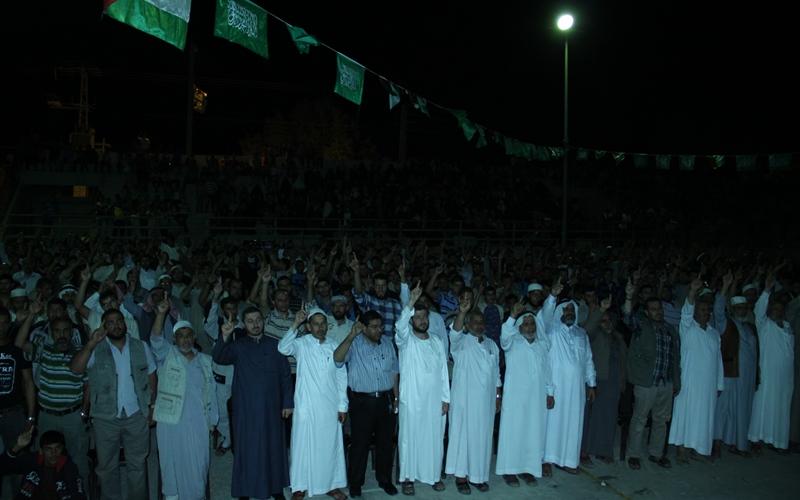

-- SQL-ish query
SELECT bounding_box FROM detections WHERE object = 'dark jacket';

[625,310,681,394]
[0,449,86,500]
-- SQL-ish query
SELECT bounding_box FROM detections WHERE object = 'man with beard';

[70,309,157,500]
[541,278,596,476]
[326,295,354,347]
[496,301,553,486]
[749,266,795,453]
[445,296,501,493]
[213,307,293,500]
[279,306,349,500]
[712,271,759,456]
[395,283,450,495]
[151,298,219,500]
[351,255,402,338]
[14,301,89,482]
[668,276,724,462]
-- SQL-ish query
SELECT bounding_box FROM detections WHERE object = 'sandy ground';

[208,445,800,500]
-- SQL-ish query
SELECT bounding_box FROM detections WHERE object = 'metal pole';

[185,41,195,156]
[561,39,569,247]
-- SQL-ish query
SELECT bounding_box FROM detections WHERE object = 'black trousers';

[347,391,396,488]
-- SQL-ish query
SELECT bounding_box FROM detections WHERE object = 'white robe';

[749,291,795,449]
[278,329,348,495]
[395,306,451,485]
[445,329,501,483]
[540,297,596,468]
[495,316,552,477]
[668,300,724,455]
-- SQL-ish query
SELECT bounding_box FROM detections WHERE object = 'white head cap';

[527,283,544,293]
[742,283,758,293]
[172,320,194,334]
[729,296,748,306]
[10,288,27,299]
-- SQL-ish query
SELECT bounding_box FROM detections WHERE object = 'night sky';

[2,1,797,157]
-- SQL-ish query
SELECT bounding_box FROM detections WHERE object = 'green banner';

[214,0,268,58]
[388,83,401,110]
[334,53,365,105]
[450,110,477,141]
[413,95,429,116]
[633,154,650,169]
[768,154,792,171]
[735,155,757,172]
[679,155,695,171]
[712,155,725,170]
[475,125,487,148]
[656,155,671,170]
[287,24,319,54]
[613,152,626,165]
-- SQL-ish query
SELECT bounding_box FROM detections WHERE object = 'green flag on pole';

[214,0,268,58]
[388,83,401,110]
[334,53,365,105]
[679,155,695,171]
[656,154,671,170]
[633,154,650,169]
[413,95,429,116]
[712,155,725,170]
[475,125,487,148]
[104,0,192,50]
[594,150,608,160]
[612,152,626,165]
[286,24,319,54]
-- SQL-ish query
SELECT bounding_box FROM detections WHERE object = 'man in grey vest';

[71,308,157,500]
[622,279,681,470]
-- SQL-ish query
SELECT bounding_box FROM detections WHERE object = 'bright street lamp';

[557,13,573,246]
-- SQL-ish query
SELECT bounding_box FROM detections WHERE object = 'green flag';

[594,150,608,160]
[286,24,319,54]
[549,147,565,160]
[612,152,626,165]
[679,155,695,171]
[214,0,267,58]
[450,110,476,142]
[475,125,487,148]
[413,95,429,116]
[388,83,401,110]
[768,153,792,171]
[104,0,191,50]
[712,155,725,170]
[633,154,650,169]
[735,155,757,172]
[576,148,589,161]
[656,155,671,170]
[334,53,365,105]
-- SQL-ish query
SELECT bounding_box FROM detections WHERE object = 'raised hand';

[398,260,406,283]
[212,277,224,297]
[409,281,423,307]
[600,296,612,311]
[89,327,108,347]
[722,270,734,289]
[458,293,472,314]
[80,264,92,283]
[550,276,564,297]
[511,300,526,318]
[625,278,636,299]
[221,313,235,340]
[293,304,308,329]
[348,253,360,273]
[15,426,34,451]
[261,265,272,284]
[156,296,170,315]
[689,274,704,293]
[350,320,365,337]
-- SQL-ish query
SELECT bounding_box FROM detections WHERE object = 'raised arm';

[149,296,172,364]
[680,275,703,334]
[450,294,471,352]
[278,306,307,357]
[70,327,106,375]
[426,265,443,299]
[334,320,364,364]
[74,265,93,320]
[211,313,238,365]
[13,300,43,354]
[395,282,422,349]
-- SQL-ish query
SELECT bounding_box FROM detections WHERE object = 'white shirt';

[88,337,157,418]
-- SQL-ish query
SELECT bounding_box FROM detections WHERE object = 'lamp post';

[557,13,573,246]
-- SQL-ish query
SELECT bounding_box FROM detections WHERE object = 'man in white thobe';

[669,277,724,460]
[396,284,450,495]
[150,309,218,500]
[540,279,596,475]
[445,297,501,493]
[278,307,349,500]
[712,280,758,456]
[495,302,553,486]
[749,271,795,451]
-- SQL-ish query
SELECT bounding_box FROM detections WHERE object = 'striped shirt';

[352,290,402,337]
[339,334,398,393]
[31,340,85,411]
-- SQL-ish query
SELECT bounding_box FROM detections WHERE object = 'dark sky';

[2,1,797,157]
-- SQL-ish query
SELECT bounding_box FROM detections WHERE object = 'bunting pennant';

[334,53,365,105]
[656,155,671,170]
[286,24,319,54]
[388,83,401,110]
[768,153,792,171]
[450,110,477,142]
[413,95,429,116]
[735,155,757,172]
[576,148,589,161]
[613,152,626,165]
[214,0,268,58]
[679,155,695,171]
[594,150,608,160]
[475,125,487,148]
[633,154,650,169]
[712,155,725,170]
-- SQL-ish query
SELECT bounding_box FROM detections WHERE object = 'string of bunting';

[103,0,796,172]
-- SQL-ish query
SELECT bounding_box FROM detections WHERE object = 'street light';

[557,13,573,246]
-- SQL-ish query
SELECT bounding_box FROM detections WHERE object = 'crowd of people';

[0,231,797,499]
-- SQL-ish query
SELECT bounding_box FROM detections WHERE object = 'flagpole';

[185,40,195,156]
[556,13,574,247]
